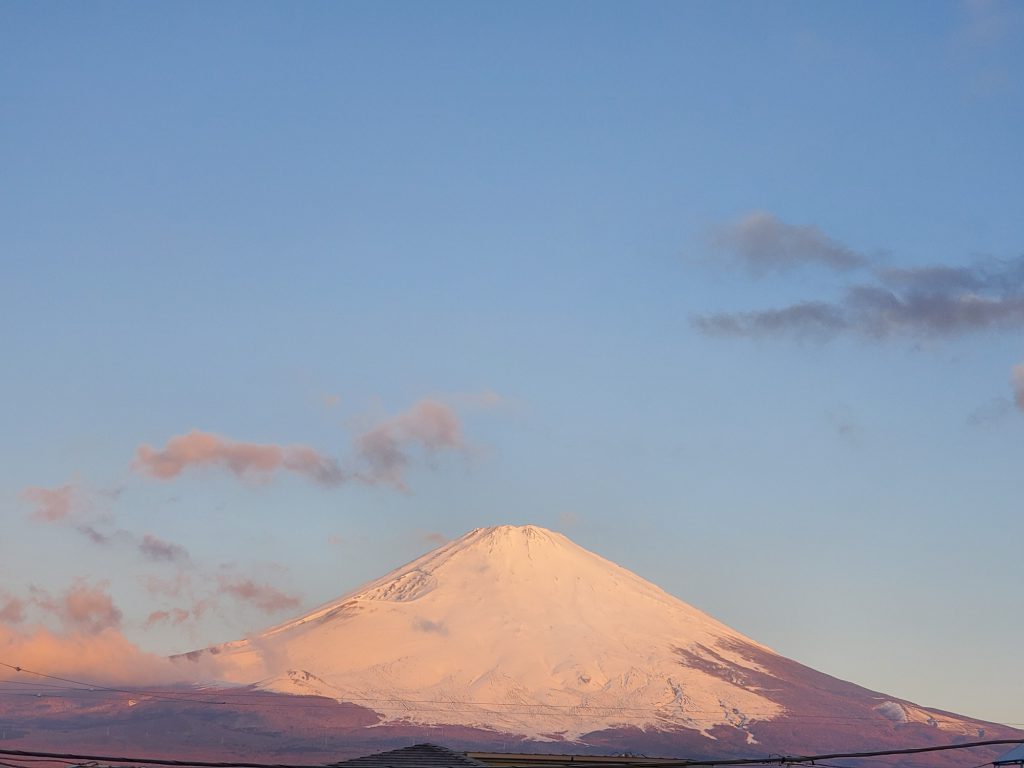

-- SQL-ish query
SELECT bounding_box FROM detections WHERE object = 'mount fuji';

[173,524,1015,759]
[6,525,1017,765]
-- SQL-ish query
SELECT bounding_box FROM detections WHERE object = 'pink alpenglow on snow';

[186,525,1005,745]
[134,430,346,485]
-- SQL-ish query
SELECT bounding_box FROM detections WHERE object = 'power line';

[0,739,1021,768]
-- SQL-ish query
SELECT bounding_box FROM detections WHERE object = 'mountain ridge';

[175,525,999,746]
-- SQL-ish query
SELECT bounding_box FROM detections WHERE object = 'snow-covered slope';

[200,526,780,739]
[188,525,984,743]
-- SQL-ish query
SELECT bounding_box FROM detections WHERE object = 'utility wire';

[0,739,1022,768]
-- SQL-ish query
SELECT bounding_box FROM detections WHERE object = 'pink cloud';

[21,484,77,522]
[143,570,192,598]
[422,531,447,546]
[32,580,122,634]
[0,625,221,685]
[133,430,346,486]
[0,595,25,625]
[144,608,191,628]
[1013,364,1024,410]
[139,533,190,563]
[218,576,300,614]
[355,399,465,489]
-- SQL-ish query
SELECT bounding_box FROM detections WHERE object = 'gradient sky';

[1,1,1022,727]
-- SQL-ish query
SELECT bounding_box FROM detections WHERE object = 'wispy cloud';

[960,0,1023,47]
[134,430,346,486]
[558,511,581,528]
[132,393,492,493]
[31,580,123,635]
[217,576,300,614]
[412,617,448,635]
[0,594,25,625]
[695,301,847,339]
[1012,364,1024,411]
[21,484,78,522]
[967,396,1014,426]
[710,211,866,274]
[26,490,192,565]
[695,254,1024,340]
[144,608,192,628]
[139,533,190,563]
[355,399,465,490]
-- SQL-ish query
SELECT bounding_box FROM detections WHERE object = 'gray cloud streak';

[694,255,1024,340]
[711,211,867,273]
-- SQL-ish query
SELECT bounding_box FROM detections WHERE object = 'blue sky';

[1,1,1022,725]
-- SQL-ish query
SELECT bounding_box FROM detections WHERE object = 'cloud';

[694,301,847,339]
[217,576,300,614]
[967,396,1014,426]
[144,571,192,598]
[144,608,192,628]
[134,430,346,486]
[961,0,1023,46]
[558,511,581,528]
[413,617,448,635]
[694,254,1024,340]
[421,531,447,546]
[0,625,220,686]
[355,399,464,489]
[874,701,908,723]
[21,484,78,522]
[1012,364,1024,411]
[138,533,190,563]
[711,211,866,273]
[31,580,123,635]
[0,595,25,625]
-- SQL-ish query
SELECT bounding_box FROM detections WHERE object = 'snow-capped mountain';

[185,525,996,745]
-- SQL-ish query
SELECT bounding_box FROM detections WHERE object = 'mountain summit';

[193,525,1001,747]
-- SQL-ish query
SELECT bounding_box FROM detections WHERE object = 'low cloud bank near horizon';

[0,625,223,686]
[0,579,244,686]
